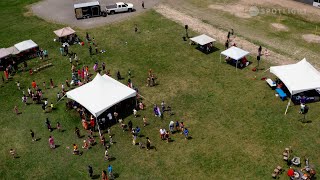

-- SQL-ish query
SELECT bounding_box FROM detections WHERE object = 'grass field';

[0,0,320,179]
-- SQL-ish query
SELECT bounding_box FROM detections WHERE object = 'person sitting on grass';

[82,140,89,149]
[73,144,79,155]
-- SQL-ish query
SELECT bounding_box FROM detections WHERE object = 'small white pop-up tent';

[270,58,320,114]
[220,46,250,71]
[66,73,136,118]
[190,34,216,46]
[14,40,38,52]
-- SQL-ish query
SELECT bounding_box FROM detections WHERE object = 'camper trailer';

[314,0,320,8]
[74,1,106,19]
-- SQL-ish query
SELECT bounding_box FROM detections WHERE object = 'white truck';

[106,2,134,15]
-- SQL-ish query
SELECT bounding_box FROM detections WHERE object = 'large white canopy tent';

[220,46,250,71]
[269,58,320,114]
[66,73,137,118]
[190,34,216,46]
[0,48,10,59]
[54,27,76,38]
[14,40,38,52]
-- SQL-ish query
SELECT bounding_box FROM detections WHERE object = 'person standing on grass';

[104,148,109,161]
[143,116,147,127]
[75,127,81,138]
[109,135,113,144]
[169,121,175,134]
[88,165,93,178]
[102,170,108,180]
[90,118,95,132]
[146,137,151,150]
[13,105,19,115]
[16,81,20,90]
[59,46,64,56]
[128,120,133,132]
[227,31,230,39]
[30,130,36,141]
[50,79,54,88]
[142,1,145,8]
[133,108,137,118]
[65,78,70,88]
[49,136,55,149]
[184,128,189,140]
[56,92,60,102]
[175,121,180,132]
[9,149,16,158]
[108,164,113,177]
[31,80,37,89]
[179,122,185,134]
[225,39,229,50]
[258,45,262,56]
[102,62,106,71]
[89,46,92,56]
[56,122,61,132]
[82,140,89,149]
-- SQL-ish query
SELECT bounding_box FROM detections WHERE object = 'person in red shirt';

[31,80,37,89]
[90,118,95,131]
[287,167,294,177]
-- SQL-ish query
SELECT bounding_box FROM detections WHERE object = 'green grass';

[0,0,320,179]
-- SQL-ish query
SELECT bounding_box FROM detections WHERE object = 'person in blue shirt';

[183,128,189,140]
[135,126,141,136]
[108,164,113,176]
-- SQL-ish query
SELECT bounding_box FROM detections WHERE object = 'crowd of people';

[7,32,193,180]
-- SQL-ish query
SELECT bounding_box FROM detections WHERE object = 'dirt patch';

[271,23,289,31]
[24,5,33,17]
[31,0,161,29]
[302,34,320,43]
[155,4,295,66]
[208,4,252,19]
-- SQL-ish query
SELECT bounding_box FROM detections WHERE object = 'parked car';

[106,2,134,15]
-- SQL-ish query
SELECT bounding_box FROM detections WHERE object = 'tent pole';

[284,96,291,115]
[95,116,102,137]
[56,93,67,104]
[236,60,238,71]
[263,68,270,73]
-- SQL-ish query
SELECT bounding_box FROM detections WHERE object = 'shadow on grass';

[36,138,41,141]
[113,173,119,178]
[109,157,116,162]
[92,174,100,179]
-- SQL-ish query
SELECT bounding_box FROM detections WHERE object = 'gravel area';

[31,0,161,29]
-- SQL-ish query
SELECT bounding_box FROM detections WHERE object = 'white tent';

[0,48,10,59]
[220,46,250,71]
[270,58,320,114]
[14,40,38,52]
[190,34,216,46]
[66,73,137,117]
[54,27,76,38]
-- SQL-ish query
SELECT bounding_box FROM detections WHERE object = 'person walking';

[75,127,81,138]
[30,130,36,141]
[183,128,189,140]
[45,118,52,132]
[88,165,93,178]
[13,105,19,115]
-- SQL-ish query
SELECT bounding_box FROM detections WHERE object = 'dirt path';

[154,4,295,66]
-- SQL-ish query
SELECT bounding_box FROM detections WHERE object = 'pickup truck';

[106,2,134,15]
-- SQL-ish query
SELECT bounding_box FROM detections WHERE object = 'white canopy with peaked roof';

[270,58,320,95]
[220,46,250,71]
[0,48,10,59]
[66,73,136,117]
[269,58,320,114]
[221,46,250,61]
[14,40,38,52]
[190,34,216,46]
[54,27,76,38]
